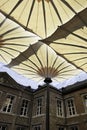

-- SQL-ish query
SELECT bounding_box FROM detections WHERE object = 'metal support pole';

[46,85,50,130]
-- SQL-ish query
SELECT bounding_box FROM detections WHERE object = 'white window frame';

[66,98,76,117]
[1,94,15,113]
[82,94,87,113]
[36,97,42,116]
[56,99,64,117]
[20,98,29,116]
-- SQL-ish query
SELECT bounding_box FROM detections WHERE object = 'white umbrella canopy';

[8,42,82,83]
[0,0,87,38]
[42,8,87,72]
[0,12,40,64]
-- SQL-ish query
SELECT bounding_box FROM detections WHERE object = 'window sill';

[32,114,45,118]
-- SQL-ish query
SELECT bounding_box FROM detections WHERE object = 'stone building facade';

[0,72,87,130]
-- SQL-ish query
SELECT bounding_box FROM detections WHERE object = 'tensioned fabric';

[8,42,82,82]
[0,13,40,64]
[0,0,87,38]
[43,8,87,72]
[0,0,87,83]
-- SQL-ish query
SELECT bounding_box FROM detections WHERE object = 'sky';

[0,62,87,89]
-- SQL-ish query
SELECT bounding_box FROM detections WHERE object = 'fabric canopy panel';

[43,8,87,72]
[0,12,40,64]
[8,42,82,83]
[0,0,87,38]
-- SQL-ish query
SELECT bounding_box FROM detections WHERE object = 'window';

[0,77,4,83]
[57,99,63,117]
[20,99,29,116]
[69,126,78,130]
[83,95,87,111]
[66,98,76,116]
[33,125,41,130]
[58,127,65,130]
[57,126,66,130]
[16,127,25,130]
[36,98,42,115]
[0,126,7,130]
[2,95,15,113]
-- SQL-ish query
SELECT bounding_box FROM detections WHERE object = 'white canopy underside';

[0,0,87,83]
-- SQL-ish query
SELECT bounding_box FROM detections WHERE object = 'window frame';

[69,125,79,130]
[82,93,87,113]
[57,125,66,130]
[56,98,64,117]
[33,124,41,130]
[0,125,7,130]
[20,98,30,117]
[66,98,77,117]
[16,126,25,130]
[1,94,15,113]
[36,97,43,116]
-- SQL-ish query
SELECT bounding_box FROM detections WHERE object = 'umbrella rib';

[51,41,87,50]
[27,58,41,72]
[1,27,19,37]
[13,67,38,74]
[51,56,58,69]
[49,56,59,77]
[61,1,87,26]
[1,42,28,47]
[61,26,87,42]
[0,46,21,53]
[63,52,87,55]
[29,44,45,75]
[50,0,63,24]
[61,0,76,14]
[58,66,75,74]
[47,45,84,71]
[0,48,14,57]
[1,36,35,42]
[51,61,65,76]
[8,0,23,16]
[16,62,39,72]
[73,56,87,62]
[58,68,78,75]
[55,64,71,74]
[26,0,35,28]
[80,62,87,67]
[42,0,47,37]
